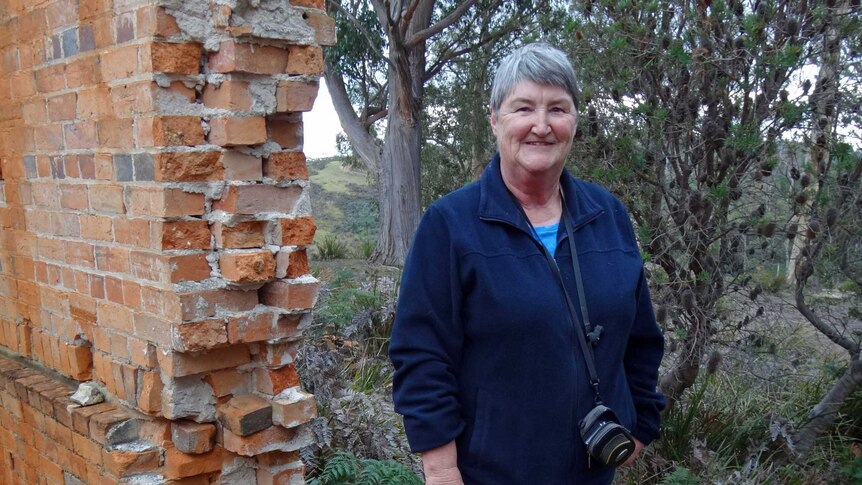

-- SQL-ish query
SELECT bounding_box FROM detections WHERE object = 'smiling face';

[491,80,578,181]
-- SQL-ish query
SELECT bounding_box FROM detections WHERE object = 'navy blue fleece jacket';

[390,155,665,484]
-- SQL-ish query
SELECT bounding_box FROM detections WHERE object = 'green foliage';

[841,457,862,483]
[308,452,421,485]
[837,280,862,295]
[316,234,350,260]
[351,360,390,394]
[316,286,381,334]
[658,467,699,485]
[356,240,375,260]
[750,268,786,293]
[663,374,715,462]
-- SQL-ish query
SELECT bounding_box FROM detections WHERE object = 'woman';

[389,43,665,484]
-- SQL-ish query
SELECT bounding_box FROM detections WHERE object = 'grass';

[310,158,372,194]
[308,157,378,257]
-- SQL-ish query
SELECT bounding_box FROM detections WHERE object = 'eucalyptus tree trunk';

[372,42,424,264]
[786,0,846,284]
[325,0,480,266]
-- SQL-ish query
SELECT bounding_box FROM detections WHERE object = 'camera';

[579,404,636,468]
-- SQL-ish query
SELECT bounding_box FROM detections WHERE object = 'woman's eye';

[515,106,532,113]
[550,107,566,113]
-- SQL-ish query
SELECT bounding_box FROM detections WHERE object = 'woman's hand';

[422,441,464,484]
[622,438,645,466]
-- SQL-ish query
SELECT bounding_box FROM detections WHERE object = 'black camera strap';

[513,190,605,406]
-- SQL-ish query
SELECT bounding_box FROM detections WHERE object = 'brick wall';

[0,0,334,483]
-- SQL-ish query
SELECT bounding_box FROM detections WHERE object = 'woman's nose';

[532,111,551,135]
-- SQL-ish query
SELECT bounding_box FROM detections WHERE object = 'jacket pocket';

[466,389,490,463]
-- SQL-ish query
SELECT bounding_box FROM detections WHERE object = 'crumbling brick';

[218,394,273,437]
[171,420,216,454]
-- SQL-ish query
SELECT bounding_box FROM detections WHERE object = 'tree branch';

[326,0,394,69]
[406,0,478,47]
[399,0,427,38]
[325,61,382,174]
[424,22,517,82]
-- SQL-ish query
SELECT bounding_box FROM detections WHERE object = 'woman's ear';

[489,108,497,136]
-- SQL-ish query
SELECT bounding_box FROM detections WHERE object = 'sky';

[303,80,343,159]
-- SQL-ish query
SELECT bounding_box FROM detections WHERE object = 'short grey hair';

[490,43,580,115]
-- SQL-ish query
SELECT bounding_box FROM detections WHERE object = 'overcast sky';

[304,80,342,159]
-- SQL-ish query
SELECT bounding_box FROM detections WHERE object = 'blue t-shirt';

[534,222,559,256]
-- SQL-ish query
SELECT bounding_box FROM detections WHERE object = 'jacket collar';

[478,153,604,233]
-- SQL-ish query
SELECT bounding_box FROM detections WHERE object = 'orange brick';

[208,41,289,74]
[47,93,77,121]
[254,365,300,395]
[171,319,228,352]
[148,116,205,147]
[161,220,211,250]
[217,394,272,436]
[70,402,116,435]
[34,124,65,151]
[289,0,324,9]
[154,151,224,181]
[202,80,253,110]
[261,338,299,367]
[208,116,266,146]
[169,253,212,283]
[276,249,310,279]
[148,42,202,74]
[260,280,319,310]
[214,220,266,249]
[80,214,113,241]
[287,45,324,75]
[68,344,93,380]
[267,117,301,149]
[214,185,301,215]
[304,9,337,46]
[164,445,223,480]
[126,187,205,217]
[203,369,249,398]
[89,409,131,445]
[171,421,216,454]
[137,370,162,414]
[218,251,274,284]
[66,56,101,88]
[110,82,156,117]
[222,425,297,457]
[89,184,125,213]
[264,152,308,180]
[133,313,173,348]
[227,312,275,344]
[276,80,318,112]
[103,448,161,478]
[65,121,99,150]
[100,45,139,80]
[278,217,316,245]
[97,118,134,148]
[176,289,258,321]
[34,64,66,93]
[157,345,251,377]
[271,388,316,428]
[77,86,114,118]
[137,6,182,37]
[60,184,89,210]
[128,338,156,368]
[80,0,112,20]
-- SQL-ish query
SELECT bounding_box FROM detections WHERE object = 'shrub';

[308,451,422,485]
[316,234,349,260]
[750,267,786,293]
[356,240,375,260]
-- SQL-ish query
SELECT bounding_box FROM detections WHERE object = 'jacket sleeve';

[389,206,465,453]
[624,266,666,444]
